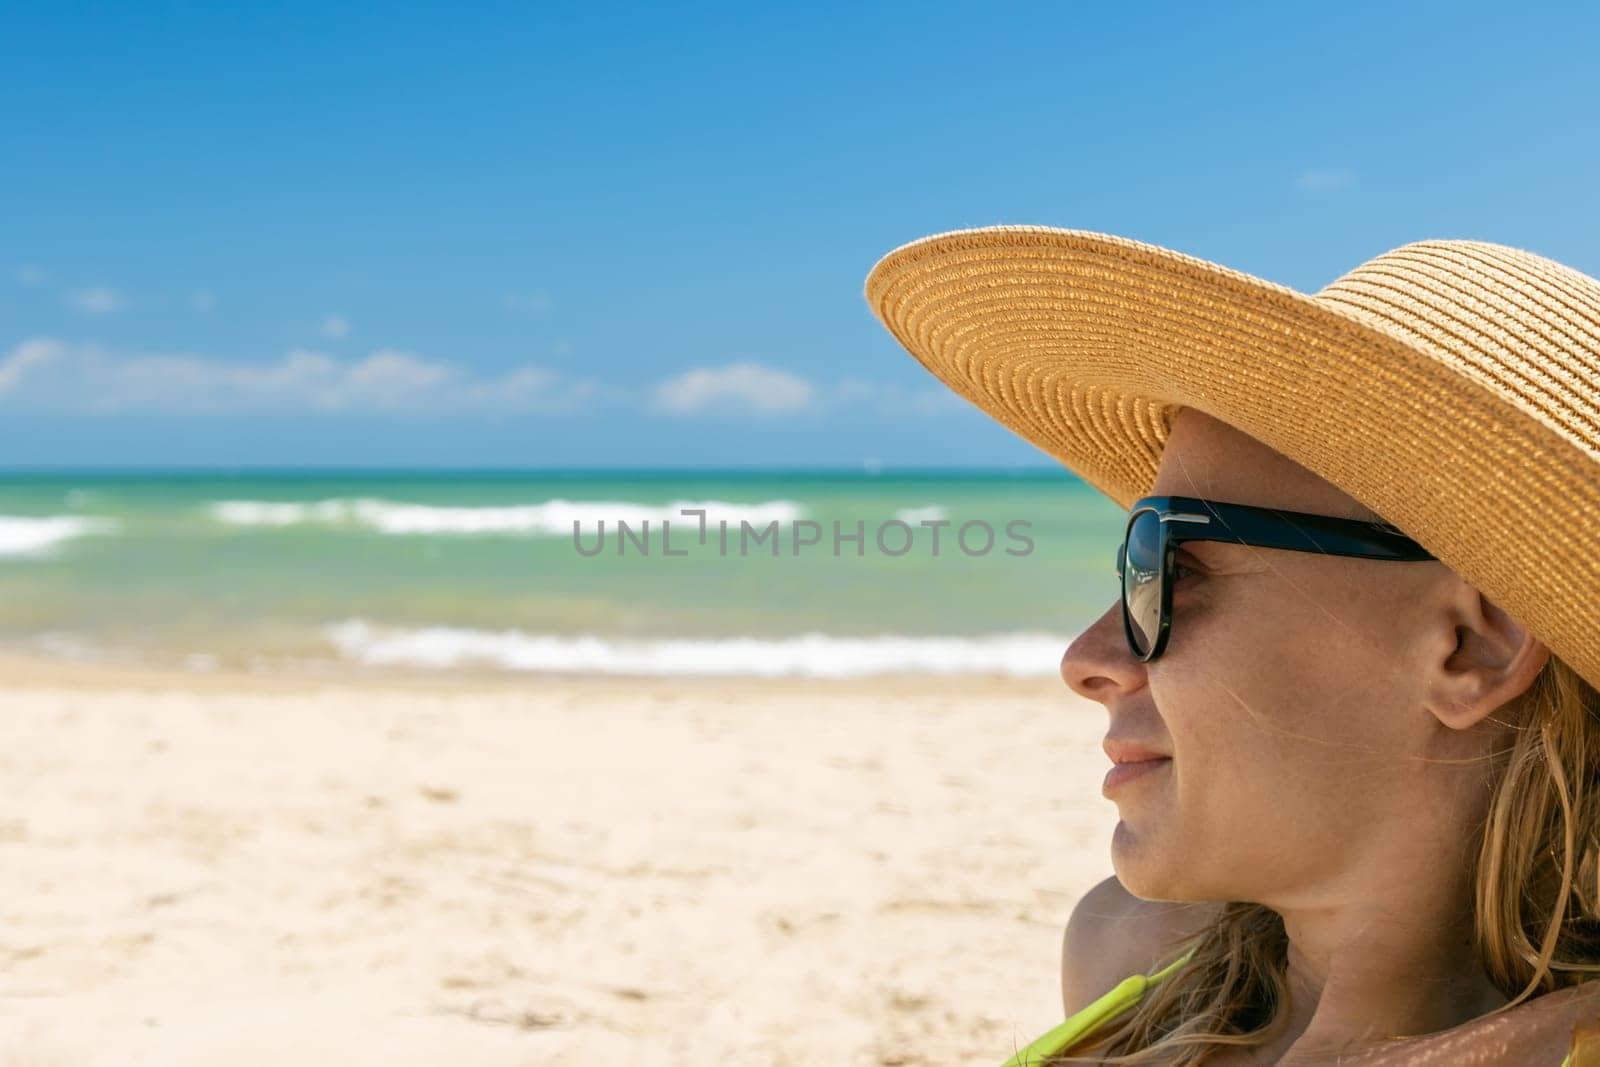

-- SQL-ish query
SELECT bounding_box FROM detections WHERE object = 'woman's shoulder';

[1060,874,1223,1016]
[1058,878,1600,1065]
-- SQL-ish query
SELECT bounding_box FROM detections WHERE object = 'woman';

[862,229,1600,1064]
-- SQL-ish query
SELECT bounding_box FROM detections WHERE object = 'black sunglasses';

[1115,495,1438,662]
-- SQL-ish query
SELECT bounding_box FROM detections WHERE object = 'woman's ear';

[1424,585,1550,731]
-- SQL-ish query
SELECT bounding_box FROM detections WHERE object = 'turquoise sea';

[0,470,1129,677]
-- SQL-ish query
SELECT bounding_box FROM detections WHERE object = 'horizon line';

[0,463,1076,477]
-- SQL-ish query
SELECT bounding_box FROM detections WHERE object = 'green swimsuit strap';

[999,948,1196,1067]
[1145,950,1193,984]
[1004,949,1579,1067]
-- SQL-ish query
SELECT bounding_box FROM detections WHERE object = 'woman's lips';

[1102,756,1172,797]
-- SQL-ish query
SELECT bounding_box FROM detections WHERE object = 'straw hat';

[862,227,1600,693]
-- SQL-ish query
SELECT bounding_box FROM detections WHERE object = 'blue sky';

[4,2,1598,468]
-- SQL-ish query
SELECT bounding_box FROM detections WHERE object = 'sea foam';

[209,498,805,535]
[0,515,115,557]
[892,505,948,524]
[323,619,1067,678]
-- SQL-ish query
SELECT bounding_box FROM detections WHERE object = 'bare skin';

[1056,407,1596,1063]
[1064,875,1600,1065]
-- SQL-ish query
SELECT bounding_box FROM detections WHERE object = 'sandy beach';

[0,656,1118,1066]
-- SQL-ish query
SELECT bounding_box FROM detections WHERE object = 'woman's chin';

[1110,819,1182,900]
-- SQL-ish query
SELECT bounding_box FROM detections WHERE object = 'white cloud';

[0,339,966,422]
[652,361,818,416]
[830,376,968,416]
[0,338,63,393]
[1294,168,1355,193]
[15,264,46,287]
[505,292,551,314]
[647,363,972,419]
[64,287,128,315]
[191,290,217,313]
[321,313,351,340]
[0,337,596,415]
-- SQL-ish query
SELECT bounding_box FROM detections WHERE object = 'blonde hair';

[1047,653,1600,1064]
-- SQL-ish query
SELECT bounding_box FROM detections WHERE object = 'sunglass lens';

[1123,510,1163,657]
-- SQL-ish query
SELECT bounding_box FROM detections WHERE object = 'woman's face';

[1060,408,1515,905]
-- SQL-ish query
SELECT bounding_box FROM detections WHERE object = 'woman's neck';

[1276,915,1509,1054]
[1262,854,1509,1059]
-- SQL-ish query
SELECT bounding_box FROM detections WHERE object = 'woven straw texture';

[863,227,1600,693]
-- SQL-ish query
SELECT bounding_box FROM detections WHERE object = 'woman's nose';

[1060,601,1142,705]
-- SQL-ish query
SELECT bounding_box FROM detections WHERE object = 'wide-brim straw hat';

[862,227,1600,693]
